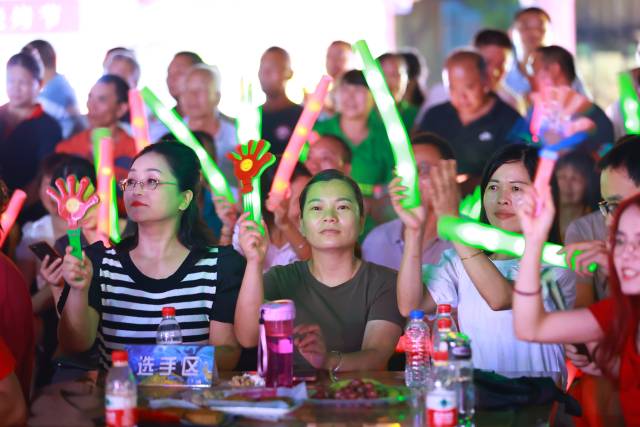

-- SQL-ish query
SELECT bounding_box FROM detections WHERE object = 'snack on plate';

[183,408,226,425]
[229,372,265,387]
[313,378,400,400]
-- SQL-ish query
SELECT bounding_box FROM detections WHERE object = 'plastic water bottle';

[432,317,453,360]
[156,306,183,344]
[426,347,458,427]
[105,350,137,427]
[436,304,458,332]
[404,309,430,388]
[451,334,475,425]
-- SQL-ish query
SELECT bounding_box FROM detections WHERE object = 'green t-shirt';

[264,260,405,370]
[314,115,395,196]
[398,100,419,131]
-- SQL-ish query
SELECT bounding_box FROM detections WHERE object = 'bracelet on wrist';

[460,251,483,261]
[513,287,542,296]
[329,350,343,374]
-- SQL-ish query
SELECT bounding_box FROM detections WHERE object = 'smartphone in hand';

[29,241,61,263]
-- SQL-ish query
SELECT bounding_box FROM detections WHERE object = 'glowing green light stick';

[91,128,121,244]
[353,40,419,209]
[458,186,481,220]
[140,87,235,203]
[438,215,597,272]
[618,71,640,134]
[236,77,262,145]
[228,139,276,235]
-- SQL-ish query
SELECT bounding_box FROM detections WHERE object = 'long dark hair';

[479,143,561,243]
[118,142,216,251]
[596,192,640,381]
[555,151,599,210]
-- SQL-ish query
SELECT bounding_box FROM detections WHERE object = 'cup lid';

[261,299,296,321]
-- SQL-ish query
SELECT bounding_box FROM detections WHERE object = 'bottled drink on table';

[436,304,458,332]
[261,299,295,387]
[404,309,430,388]
[156,306,183,344]
[432,317,453,361]
[451,334,475,425]
[105,350,137,427]
[426,348,458,427]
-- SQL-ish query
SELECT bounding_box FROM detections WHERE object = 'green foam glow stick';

[437,215,598,272]
[228,139,276,235]
[140,87,235,203]
[353,40,420,209]
[458,186,481,220]
[236,78,262,145]
[618,71,640,134]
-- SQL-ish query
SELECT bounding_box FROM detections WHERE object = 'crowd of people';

[1,5,639,425]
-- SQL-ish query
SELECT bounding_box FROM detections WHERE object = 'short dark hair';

[598,136,640,186]
[175,51,203,66]
[107,53,141,84]
[263,46,291,64]
[299,169,364,218]
[445,50,488,80]
[399,50,424,80]
[535,45,576,83]
[23,39,56,69]
[38,153,76,185]
[120,142,216,251]
[339,69,369,89]
[479,143,561,243]
[317,134,352,165]
[411,132,455,160]
[377,52,406,69]
[50,155,97,188]
[7,52,43,81]
[329,40,351,50]
[96,74,130,104]
[514,7,551,23]
[473,29,513,50]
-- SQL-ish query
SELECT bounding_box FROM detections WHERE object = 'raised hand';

[425,159,460,218]
[388,176,426,231]
[266,191,291,230]
[237,212,269,264]
[46,176,99,228]
[39,255,63,287]
[558,240,609,277]
[61,246,93,291]
[294,324,328,370]
[514,184,555,244]
[212,195,239,231]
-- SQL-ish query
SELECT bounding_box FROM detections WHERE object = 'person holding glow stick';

[235,169,404,373]
[513,185,640,425]
[57,142,244,372]
[394,143,575,376]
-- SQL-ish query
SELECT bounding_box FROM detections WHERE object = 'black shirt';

[260,104,303,154]
[577,103,614,154]
[417,96,528,176]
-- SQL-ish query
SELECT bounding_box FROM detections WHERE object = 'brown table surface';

[28,371,556,426]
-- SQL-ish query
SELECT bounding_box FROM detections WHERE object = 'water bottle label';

[105,395,137,427]
[426,390,457,427]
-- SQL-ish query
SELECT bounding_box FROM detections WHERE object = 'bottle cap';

[162,306,176,317]
[437,304,452,314]
[111,350,128,364]
[409,309,425,320]
[437,318,452,329]
[261,300,296,321]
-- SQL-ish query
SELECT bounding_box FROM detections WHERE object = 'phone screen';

[28,241,61,262]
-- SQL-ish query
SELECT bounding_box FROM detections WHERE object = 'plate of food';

[307,378,407,406]
[137,407,231,426]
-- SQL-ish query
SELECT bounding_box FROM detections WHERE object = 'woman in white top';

[393,143,575,377]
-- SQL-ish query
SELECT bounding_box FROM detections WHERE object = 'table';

[28,371,556,426]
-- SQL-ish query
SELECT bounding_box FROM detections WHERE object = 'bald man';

[181,64,237,185]
[417,50,527,189]
[258,46,303,154]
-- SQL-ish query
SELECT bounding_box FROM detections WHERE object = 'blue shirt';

[38,74,83,138]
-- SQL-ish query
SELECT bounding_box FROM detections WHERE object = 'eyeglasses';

[598,200,619,217]
[120,178,178,192]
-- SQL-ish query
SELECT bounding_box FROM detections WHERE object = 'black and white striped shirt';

[58,242,245,370]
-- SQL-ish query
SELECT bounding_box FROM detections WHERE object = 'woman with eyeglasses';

[514,186,640,425]
[57,142,245,371]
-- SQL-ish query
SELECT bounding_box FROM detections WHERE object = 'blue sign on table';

[124,344,216,387]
